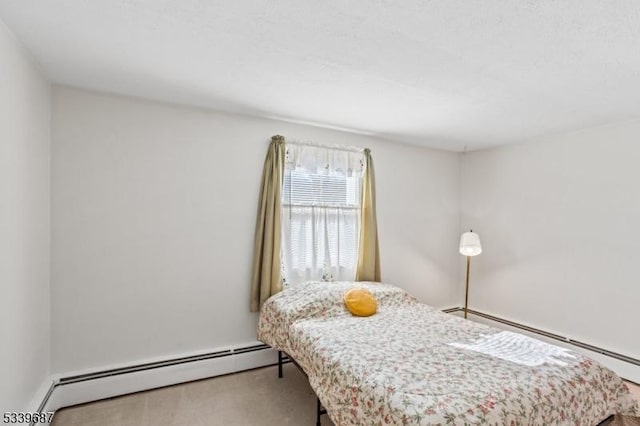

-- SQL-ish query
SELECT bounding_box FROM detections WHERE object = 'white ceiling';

[1,1,640,151]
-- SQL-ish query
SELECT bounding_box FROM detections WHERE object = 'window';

[280,144,365,285]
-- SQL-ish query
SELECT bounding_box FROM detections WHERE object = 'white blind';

[281,144,364,285]
[283,171,360,207]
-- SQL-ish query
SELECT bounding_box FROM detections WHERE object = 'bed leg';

[278,351,283,378]
[316,397,322,426]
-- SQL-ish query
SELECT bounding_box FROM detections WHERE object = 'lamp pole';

[464,256,470,319]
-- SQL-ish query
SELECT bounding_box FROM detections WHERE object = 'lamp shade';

[459,231,482,256]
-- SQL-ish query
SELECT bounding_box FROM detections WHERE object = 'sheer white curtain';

[281,143,365,286]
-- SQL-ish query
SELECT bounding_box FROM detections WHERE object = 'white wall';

[0,22,51,412]
[461,120,640,380]
[51,87,461,374]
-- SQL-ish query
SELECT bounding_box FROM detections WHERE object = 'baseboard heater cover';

[58,343,270,385]
[32,343,274,426]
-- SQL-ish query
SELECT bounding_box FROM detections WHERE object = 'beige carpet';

[52,364,334,426]
[51,364,640,426]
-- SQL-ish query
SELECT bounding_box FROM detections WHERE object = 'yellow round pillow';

[344,288,377,317]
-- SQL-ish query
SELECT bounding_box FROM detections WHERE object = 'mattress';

[257,281,638,425]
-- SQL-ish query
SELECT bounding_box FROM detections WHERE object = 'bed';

[257,281,638,425]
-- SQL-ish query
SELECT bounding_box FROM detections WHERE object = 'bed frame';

[278,350,327,426]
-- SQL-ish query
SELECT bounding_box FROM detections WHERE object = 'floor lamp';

[459,230,482,319]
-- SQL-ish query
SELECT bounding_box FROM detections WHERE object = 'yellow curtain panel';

[355,148,381,282]
[250,135,285,312]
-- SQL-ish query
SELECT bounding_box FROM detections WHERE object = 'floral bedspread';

[257,281,639,425]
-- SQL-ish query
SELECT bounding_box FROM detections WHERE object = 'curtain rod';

[273,136,367,154]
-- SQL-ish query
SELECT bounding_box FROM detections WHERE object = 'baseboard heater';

[33,343,273,425]
[58,343,270,385]
[445,307,640,368]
